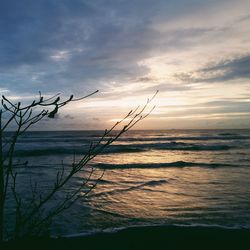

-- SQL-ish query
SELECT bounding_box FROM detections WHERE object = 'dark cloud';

[0,1,94,67]
[0,0,154,93]
[174,54,250,83]
[202,54,250,81]
[0,0,220,95]
[64,114,74,120]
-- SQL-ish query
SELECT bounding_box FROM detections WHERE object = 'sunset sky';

[0,0,250,130]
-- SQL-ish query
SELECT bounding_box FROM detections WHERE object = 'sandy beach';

[3,225,250,250]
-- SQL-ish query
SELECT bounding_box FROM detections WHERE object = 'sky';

[0,0,250,130]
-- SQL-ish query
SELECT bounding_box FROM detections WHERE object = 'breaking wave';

[13,141,236,157]
[96,161,236,169]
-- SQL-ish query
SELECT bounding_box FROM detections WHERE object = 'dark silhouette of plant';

[0,90,157,241]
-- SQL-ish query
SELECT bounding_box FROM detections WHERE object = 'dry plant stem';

[0,91,100,240]
[0,90,157,240]
[0,111,4,241]
[19,92,157,231]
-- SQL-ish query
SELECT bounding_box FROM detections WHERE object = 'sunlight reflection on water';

[6,130,250,236]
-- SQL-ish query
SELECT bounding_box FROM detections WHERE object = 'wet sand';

[3,225,250,250]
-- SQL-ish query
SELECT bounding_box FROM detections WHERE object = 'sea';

[6,129,250,237]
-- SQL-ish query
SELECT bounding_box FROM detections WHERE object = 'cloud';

[64,114,75,120]
[174,54,250,84]
[0,0,161,93]
[0,0,250,129]
[201,54,250,81]
[2,0,248,94]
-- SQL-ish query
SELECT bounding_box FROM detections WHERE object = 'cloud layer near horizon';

[0,0,250,129]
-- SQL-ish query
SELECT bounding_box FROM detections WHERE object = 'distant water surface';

[6,129,250,236]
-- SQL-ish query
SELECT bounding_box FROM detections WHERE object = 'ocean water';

[6,129,250,236]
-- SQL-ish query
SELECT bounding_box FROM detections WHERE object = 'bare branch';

[0,90,157,240]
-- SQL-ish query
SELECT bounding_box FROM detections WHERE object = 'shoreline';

[3,225,250,250]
